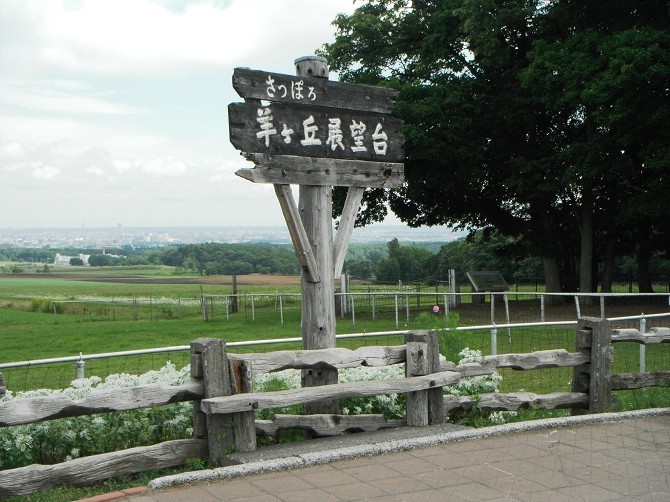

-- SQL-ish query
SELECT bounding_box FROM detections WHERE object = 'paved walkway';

[111,410,669,501]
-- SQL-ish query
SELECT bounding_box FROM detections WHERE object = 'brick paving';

[113,412,670,501]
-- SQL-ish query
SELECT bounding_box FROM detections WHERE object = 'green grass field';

[1,267,669,410]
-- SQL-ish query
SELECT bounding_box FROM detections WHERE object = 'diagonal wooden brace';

[273,184,321,283]
[333,186,365,278]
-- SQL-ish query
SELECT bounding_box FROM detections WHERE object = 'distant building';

[54,253,90,266]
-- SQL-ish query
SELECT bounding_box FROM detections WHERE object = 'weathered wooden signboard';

[231,66,405,188]
[229,102,404,163]
[229,57,405,414]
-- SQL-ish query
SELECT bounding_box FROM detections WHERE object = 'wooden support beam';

[273,184,320,283]
[333,186,365,278]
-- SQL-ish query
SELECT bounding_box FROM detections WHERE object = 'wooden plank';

[202,371,461,415]
[228,345,406,375]
[232,67,399,113]
[229,102,404,162]
[237,155,404,188]
[256,414,406,437]
[0,380,204,428]
[273,184,320,282]
[333,187,365,278]
[443,392,589,414]
[440,349,590,377]
[0,439,207,498]
[611,327,670,344]
[609,371,670,390]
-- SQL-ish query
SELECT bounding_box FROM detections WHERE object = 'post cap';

[294,55,329,78]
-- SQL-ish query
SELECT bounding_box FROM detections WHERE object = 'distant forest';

[2,231,669,289]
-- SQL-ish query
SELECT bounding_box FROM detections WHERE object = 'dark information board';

[466,271,509,292]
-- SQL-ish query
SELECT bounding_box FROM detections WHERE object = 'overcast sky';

[0,0,416,230]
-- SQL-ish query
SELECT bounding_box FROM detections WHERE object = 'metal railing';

[2,312,668,391]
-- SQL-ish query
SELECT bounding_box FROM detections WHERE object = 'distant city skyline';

[0,224,467,248]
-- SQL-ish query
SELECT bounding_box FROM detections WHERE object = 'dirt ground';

[6,272,306,286]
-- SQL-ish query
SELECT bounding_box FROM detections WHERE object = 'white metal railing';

[2,312,668,384]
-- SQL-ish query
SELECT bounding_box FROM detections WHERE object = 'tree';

[69,257,84,266]
[375,238,437,283]
[521,4,670,293]
[88,254,112,267]
[324,0,670,293]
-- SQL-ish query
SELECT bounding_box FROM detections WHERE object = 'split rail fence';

[0,318,669,497]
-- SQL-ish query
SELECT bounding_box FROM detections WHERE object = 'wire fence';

[5,291,667,331]
[200,291,670,330]
[2,312,668,398]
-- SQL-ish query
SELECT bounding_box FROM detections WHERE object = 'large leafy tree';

[522,1,670,293]
[325,0,670,292]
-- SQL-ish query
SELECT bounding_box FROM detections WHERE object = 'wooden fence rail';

[1,319,669,498]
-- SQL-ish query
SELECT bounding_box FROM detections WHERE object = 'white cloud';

[86,166,105,176]
[140,157,187,177]
[0,0,361,228]
[32,163,61,180]
[1,142,25,157]
[5,0,353,76]
[0,79,142,115]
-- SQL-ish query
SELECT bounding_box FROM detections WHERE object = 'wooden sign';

[233,67,398,113]
[228,57,404,414]
[230,65,405,189]
[237,153,403,188]
[228,101,404,162]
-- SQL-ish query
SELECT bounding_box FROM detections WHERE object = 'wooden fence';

[0,317,669,497]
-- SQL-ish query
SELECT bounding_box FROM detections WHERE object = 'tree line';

[5,235,667,289]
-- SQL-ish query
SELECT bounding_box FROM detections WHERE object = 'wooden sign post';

[230,56,405,413]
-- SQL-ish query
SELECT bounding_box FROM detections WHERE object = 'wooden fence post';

[0,372,5,398]
[405,330,445,425]
[571,323,591,416]
[572,317,614,414]
[230,359,256,452]
[406,341,429,426]
[190,338,235,465]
